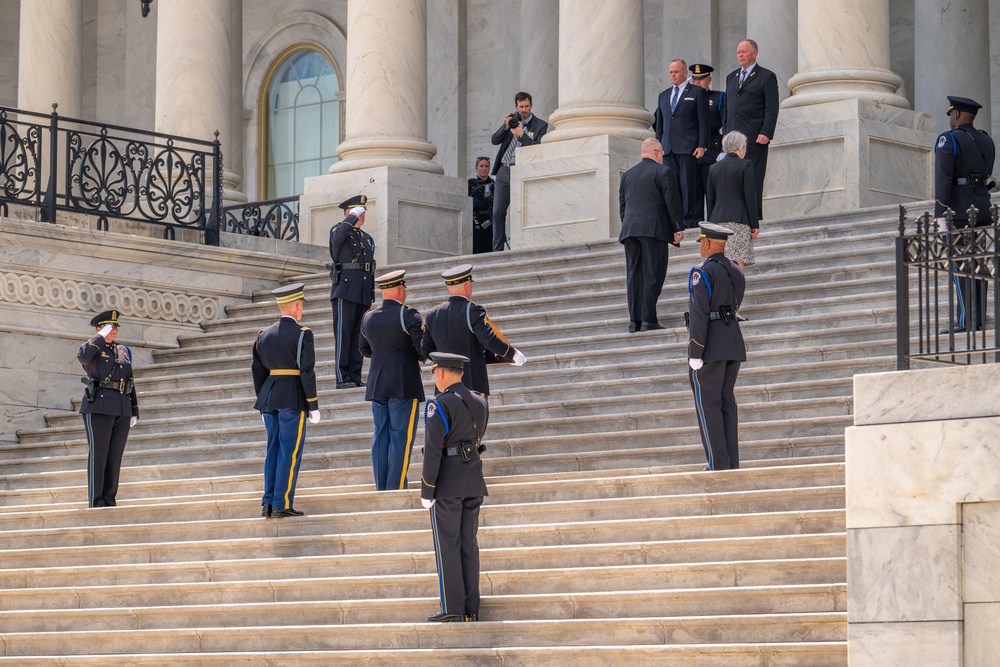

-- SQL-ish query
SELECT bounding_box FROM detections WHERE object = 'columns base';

[764,99,935,217]
[300,167,471,264]
[508,135,642,249]
[330,137,444,175]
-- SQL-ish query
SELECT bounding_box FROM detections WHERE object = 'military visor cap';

[689,63,714,78]
[947,96,982,115]
[430,352,469,370]
[376,269,406,289]
[698,222,734,240]
[442,263,474,285]
[339,194,368,210]
[90,309,120,327]
[273,282,306,304]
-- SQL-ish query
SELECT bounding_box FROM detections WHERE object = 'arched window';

[264,48,341,198]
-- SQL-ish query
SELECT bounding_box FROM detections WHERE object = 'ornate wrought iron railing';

[896,203,1000,369]
[0,104,223,245]
[222,196,299,242]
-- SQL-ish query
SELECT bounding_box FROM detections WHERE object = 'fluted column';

[746,0,797,101]
[331,0,442,174]
[17,0,83,116]
[519,0,558,120]
[784,0,908,109]
[154,0,243,202]
[544,0,650,142]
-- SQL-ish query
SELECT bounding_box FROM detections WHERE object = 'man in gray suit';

[618,137,685,332]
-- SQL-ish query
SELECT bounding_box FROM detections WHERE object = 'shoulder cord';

[296,330,305,368]
[445,389,483,446]
[705,256,741,310]
[954,127,993,176]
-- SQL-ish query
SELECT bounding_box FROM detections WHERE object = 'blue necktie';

[670,86,680,113]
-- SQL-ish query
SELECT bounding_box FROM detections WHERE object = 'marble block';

[847,621,961,667]
[508,135,643,250]
[300,167,472,264]
[853,364,1000,426]
[963,501,1000,604]
[965,603,1000,667]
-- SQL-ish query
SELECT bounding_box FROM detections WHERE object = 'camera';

[507,111,521,129]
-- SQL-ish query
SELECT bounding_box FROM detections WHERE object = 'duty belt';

[98,378,130,393]
[708,312,723,320]
[442,443,487,458]
[340,262,373,272]
[269,369,300,376]
[955,175,984,187]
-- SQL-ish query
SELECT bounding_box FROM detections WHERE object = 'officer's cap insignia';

[692,272,701,286]
[937,135,947,149]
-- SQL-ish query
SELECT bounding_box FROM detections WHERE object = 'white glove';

[349,206,366,218]
[688,358,704,370]
[309,410,321,424]
[421,498,436,509]
[935,216,949,231]
[99,324,114,338]
[129,416,138,428]
[512,350,527,366]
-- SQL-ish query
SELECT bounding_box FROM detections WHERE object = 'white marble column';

[746,0,797,101]
[914,0,991,135]
[17,0,83,116]
[331,0,442,174]
[519,0,559,121]
[154,0,244,202]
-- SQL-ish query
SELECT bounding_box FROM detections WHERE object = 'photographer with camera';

[489,91,548,251]
[468,157,494,254]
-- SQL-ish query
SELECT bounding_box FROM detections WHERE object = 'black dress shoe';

[261,505,272,517]
[355,380,366,387]
[335,381,356,389]
[465,614,478,622]
[640,322,664,331]
[940,325,966,334]
[427,612,467,623]
[272,508,304,517]
[628,323,638,333]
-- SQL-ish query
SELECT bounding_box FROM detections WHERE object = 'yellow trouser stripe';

[284,411,305,507]
[397,399,419,489]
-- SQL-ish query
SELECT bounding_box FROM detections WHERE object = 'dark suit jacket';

[78,335,139,417]
[934,123,996,223]
[420,381,489,500]
[687,253,747,362]
[722,64,779,141]
[707,153,759,229]
[252,316,319,412]
[490,114,548,175]
[359,299,426,401]
[653,82,709,155]
[421,296,514,395]
[329,215,375,306]
[618,157,684,245]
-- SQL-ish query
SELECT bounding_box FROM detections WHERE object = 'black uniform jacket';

[490,115,549,175]
[420,381,489,501]
[687,252,747,362]
[329,215,376,306]
[934,123,995,223]
[722,64,779,141]
[422,296,514,395]
[653,82,710,155]
[468,177,494,222]
[698,89,725,165]
[78,334,138,417]
[707,153,759,229]
[618,157,684,245]
[252,316,319,412]
[359,299,426,401]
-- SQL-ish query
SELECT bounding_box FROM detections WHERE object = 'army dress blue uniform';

[78,310,139,507]
[329,196,375,387]
[359,270,426,490]
[689,64,725,214]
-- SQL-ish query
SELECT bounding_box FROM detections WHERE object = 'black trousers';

[429,496,484,616]
[331,298,366,384]
[623,236,669,326]
[83,413,131,507]
[491,166,511,251]
[665,151,701,228]
[952,220,990,330]
[689,360,741,470]
[473,218,493,254]
[745,141,769,218]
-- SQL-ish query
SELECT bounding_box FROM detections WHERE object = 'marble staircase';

[0,203,907,664]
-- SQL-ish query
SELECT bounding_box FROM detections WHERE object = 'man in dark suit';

[689,64,725,214]
[252,283,320,517]
[359,270,426,490]
[618,137,685,332]
[722,39,779,219]
[420,352,490,622]
[654,59,709,229]
[934,96,997,334]
[422,264,526,395]
[329,194,375,389]
[490,91,548,251]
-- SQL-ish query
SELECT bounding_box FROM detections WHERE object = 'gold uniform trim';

[269,369,301,376]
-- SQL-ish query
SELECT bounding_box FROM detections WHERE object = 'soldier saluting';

[329,194,375,388]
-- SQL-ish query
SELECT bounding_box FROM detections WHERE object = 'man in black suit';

[490,91,548,251]
[722,39,779,219]
[329,194,375,389]
[618,137,685,332]
[689,64,725,215]
[359,270,426,490]
[654,59,709,229]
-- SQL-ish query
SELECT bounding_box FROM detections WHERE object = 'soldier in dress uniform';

[420,352,490,622]
[329,194,375,388]
[252,283,321,518]
[78,309,139,507]
[421,264,526,396]
[359,270,426,490]
[690,64,725,217]
[686,223,747,471]
[934,96,997,334]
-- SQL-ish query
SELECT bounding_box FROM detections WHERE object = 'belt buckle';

[363,262,371,272]
[119,379,125,393]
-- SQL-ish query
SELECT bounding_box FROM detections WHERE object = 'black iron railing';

[0,104,223,244]
[222,196,299,241]
[896,203,1000,369]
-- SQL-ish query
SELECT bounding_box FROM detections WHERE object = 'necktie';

[670,86,680,113]
[739,69,747,88]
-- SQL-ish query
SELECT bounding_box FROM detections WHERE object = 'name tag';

[683,97,694,101]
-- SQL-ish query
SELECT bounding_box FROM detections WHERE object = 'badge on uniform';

[691,272,701,286]
[937,135,947,149]
[426,402,437,419]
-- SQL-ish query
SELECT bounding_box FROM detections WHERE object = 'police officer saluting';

[420,352,489,622]
[78,310,138,507]
[687,223,747,471]
[359,270,426,491]
[934,96,997,334]
[329,194,375,388]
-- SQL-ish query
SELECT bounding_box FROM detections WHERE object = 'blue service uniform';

[78,334,139,507]
[359,299,426,490]
[329,213,375,385]
[687,253,747,470]
[934,123,996,330]
[252,316,319,512]
[696,89,725,210]
[421,382,489,619]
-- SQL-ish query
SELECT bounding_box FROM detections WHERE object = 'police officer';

[687,223,747,471]
[252,283,321,518]
[468,157,495,254]
[78,310,139,507]
[421,264,526,396]
[420,352,489,622]
[329,194,375,388]
[689,64,725,214]
[359,270,426,491]
[934,96,996,334]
